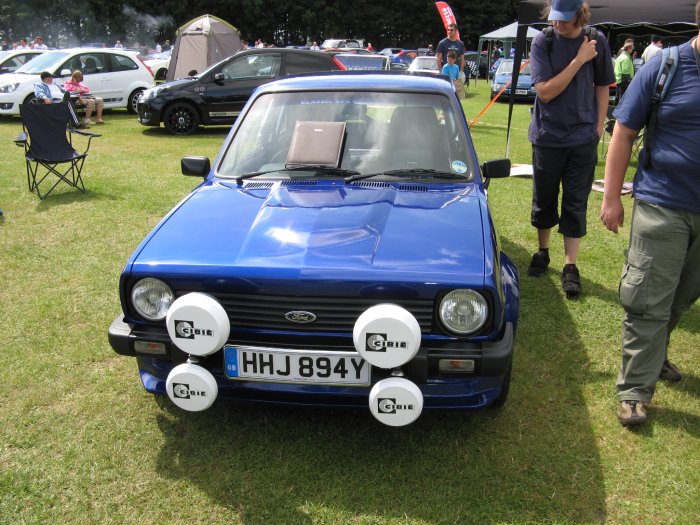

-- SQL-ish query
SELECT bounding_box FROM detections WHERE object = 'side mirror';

[181,156,210,178]
[481,158,511,189]
[213,72,225,84]
[60,68,72,77]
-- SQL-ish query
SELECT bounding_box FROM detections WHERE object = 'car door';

[56,52,112,101]
[199,52,282,119]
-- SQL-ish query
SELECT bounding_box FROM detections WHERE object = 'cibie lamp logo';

[174,320,214,339]
[365,333,408,352]
[172,383,207,399]
[377,398,415,414]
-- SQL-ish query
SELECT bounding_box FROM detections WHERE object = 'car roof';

[255,71,454,95]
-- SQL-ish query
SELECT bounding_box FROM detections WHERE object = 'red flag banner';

[435,2,460,40]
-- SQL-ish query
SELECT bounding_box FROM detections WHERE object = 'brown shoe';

[618,400,647,426]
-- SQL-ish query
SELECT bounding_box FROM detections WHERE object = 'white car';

[0,49,45,74]
[407,56,440,75]
[0,48,154,115]
[144,50,172,82]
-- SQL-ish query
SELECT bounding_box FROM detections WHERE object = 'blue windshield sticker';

[451,160,467,174]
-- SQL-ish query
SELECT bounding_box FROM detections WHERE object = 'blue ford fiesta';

[109,72,519,426]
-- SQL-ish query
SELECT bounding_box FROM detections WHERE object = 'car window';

[217,91,473,180]
[284,53,332,75]
[221,54,282,80]
[63,53,105,76]
[0,55,27,73]
[335,55,387,70]
[109,53,139,72]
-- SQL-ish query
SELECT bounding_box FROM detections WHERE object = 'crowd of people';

[1,36,48,50]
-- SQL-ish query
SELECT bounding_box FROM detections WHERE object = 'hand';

[577,36,598,64]
[600,198,624,233]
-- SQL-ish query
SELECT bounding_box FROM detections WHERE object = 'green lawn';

[0,82,698,525]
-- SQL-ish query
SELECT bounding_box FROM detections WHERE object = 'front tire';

[163,102,200,135]
[128,88,145,114]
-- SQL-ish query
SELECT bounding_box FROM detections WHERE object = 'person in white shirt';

[16,38,30,50]
[641,35,663,63]
[115,40,124,49]
[310,41,320,51]
[32,36,48,50]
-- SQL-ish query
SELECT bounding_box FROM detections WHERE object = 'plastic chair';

[15,103,101,199]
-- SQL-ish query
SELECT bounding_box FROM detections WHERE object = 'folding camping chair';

[15,103,100,199]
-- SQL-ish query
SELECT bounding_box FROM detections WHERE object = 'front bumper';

[136,101,162,125]
[109,314,514,410]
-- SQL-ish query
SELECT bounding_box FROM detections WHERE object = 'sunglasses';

[448,29,457,32]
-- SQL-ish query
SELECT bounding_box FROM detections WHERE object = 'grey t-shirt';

[528,28,614,147]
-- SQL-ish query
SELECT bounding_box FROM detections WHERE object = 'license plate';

[515,89,528,95]
[224,345,370,386]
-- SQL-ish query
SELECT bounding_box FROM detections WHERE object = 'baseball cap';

[548,0,583,22]
[40,71,53,80]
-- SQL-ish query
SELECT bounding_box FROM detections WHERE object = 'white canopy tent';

[478,21,542,76]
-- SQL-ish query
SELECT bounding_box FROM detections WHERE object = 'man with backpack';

[526,0,614,299]
[601,1,700,427]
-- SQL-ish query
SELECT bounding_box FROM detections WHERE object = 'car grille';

[175,291,435,333]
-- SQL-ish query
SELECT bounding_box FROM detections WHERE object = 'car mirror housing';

[181,156,210,178]
[481,158,511,189]
[213,72,225,84]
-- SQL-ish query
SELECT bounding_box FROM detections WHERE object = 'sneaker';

[561,264,582,299]
[659,360,682,382]
[618,400,647,426]
[528,250,550,277]
[96,119,104,124]
[83,119,93,125]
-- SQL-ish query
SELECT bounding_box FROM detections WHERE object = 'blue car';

[491,58,537,101]
[109,72,519,426]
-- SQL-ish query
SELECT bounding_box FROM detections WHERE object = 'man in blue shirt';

[436,23,465,78]
[601,1,700,427]
[526,0,614,299]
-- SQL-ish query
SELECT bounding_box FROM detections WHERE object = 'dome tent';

[166,14,245,82]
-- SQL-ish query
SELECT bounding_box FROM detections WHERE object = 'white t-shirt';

[47,83,64,101]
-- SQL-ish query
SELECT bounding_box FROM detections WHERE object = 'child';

[441,51,463,99]
[64,70,105,125]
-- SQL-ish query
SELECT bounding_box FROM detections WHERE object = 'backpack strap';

[544,25,598,68]
[644,46,679,168]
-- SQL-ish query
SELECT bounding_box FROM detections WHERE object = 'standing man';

[600,2,700,427]
[16,38,30,50]
[614,41,635,98]
[436,23,465,80]
[526,0,614,298]
[641,35,663,63]
[32,36,48,50]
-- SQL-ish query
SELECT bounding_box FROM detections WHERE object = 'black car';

[137,48,345,135]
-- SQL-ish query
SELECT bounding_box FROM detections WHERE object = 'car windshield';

[496,60,531,76]
[14,51,70,74]
[217,90,474,181]
[411,57,438,70]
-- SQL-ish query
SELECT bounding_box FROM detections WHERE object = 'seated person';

[33,71,81,127]
[64,70,104,125]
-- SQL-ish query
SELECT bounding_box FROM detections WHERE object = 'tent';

[478,22,541,64]
[504,0,698,154]
[166,14,245,82]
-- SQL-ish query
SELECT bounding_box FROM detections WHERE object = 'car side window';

[109,54,138,72]
[285,53,330,75]
[221,54,281,81]
[65,54,105,76]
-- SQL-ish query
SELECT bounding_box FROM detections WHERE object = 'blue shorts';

[530,138,598,238]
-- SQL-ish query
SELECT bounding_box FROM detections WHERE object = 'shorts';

[530,137,598,238]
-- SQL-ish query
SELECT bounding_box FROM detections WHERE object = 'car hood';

[130,181,487,284]
[0,72,37,86]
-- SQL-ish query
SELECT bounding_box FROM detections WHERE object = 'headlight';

[492,83,503,90]
[142,86,163,101]
[0,82,20,93]
[439,289,488,335]
[131,278,174,321]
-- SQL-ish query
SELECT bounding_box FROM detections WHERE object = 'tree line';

[1,0,519,51]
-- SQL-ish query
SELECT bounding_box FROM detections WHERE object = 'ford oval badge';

[285,311,317,323]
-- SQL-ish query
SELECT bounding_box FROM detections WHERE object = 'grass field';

[0,81,698,525]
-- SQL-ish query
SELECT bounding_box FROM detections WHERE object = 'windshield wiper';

[236,165,360,184]
[344,168,466,183]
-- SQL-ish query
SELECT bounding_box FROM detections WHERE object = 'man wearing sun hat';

[526,0,614,299]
